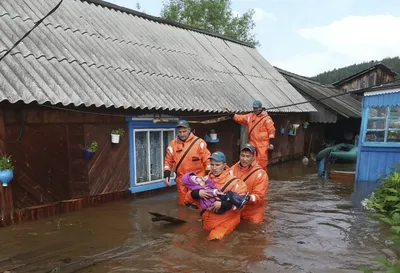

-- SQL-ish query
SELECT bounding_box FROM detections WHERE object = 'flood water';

[0,161,392,273]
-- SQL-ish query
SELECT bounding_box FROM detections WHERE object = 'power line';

[0,0,64,63]
[0,0,393,120]
[0,0,64,144]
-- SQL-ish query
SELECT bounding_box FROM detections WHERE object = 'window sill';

[135,177,176,186]
[130,179,176,193]
[361,142,400,148]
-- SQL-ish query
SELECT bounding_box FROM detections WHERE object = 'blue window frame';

[362,106,400,146]
[127,118,177,193]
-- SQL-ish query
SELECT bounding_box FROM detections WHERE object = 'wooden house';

[333,63,397,94]
[276,68,361,155]
[0,0,316,226]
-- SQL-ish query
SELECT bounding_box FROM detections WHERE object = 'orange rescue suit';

[164,133,210,205]
[233,112,276,169]
[230,161,269,224]
[185,168,247,240]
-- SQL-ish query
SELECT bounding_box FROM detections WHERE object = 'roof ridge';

[81,0,255,48]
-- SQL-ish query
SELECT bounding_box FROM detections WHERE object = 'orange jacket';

[164,133,210,177]
[230,161,268,208]
[233,112,276,147]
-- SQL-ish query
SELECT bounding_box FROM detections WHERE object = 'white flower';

[360,197,376,212]
[361,198,369,208]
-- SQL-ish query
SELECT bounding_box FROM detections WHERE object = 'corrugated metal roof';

[302,94,337,123]
[0,0,316,113]
[364,89,400,97]
[364,91,400,108]
[276,67,361,119]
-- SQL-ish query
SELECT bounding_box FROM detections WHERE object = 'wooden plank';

[3,191,130,227]
[7,124,70,208]
[0,109,12,226]
[329,170,355,182]
[85,124,129,196]
[0,109,7,156]
[4,187,13,224]
[3,108,125,125]
[68,124,89,197]
[0,186,6,227]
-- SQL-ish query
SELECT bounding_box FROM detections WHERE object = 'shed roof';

[356,82,400,108]
[301,93,338,123]
[332,63,398,87]
[276,67,361,119]
[0,0,316,114]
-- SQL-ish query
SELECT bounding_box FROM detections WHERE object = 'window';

[134,129,175,184]
[364,106,400,143]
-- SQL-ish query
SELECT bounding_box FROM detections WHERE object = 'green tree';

[160,0,259,47]
[135,2,144,12]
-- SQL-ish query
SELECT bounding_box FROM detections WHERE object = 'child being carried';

[182,172,250,214]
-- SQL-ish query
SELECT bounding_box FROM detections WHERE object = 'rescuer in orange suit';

[164,120,211,206]
[232,100,276,170]
[230,143,269,224]
[185,151,247,241]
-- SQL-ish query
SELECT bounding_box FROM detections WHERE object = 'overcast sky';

[105,0,400,77]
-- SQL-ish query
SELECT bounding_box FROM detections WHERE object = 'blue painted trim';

[385,107,391,141]
[128,118,177,193]
[360,105,400,148]
[130,180,176,193]
[360,146,400,153]
[364,92,400,108]
[128,119,135,192]
[356,97,400,183]
[355,105,368,182]
[361,142,400,148]
[131,120,177,129]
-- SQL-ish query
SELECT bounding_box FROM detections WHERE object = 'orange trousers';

[254,146,268,170]
[175,176,188,206]
[241,204,265,224]
[185,193,241,240]
[202,211,241,240]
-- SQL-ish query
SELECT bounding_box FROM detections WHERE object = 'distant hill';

[310,57,400,85]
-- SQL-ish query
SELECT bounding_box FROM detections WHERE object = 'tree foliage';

[311,57,400,85]
[160,0,259,47]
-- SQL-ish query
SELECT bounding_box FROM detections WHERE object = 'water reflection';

[0,161,391,273]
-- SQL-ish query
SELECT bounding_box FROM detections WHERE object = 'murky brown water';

[0,161,392,273]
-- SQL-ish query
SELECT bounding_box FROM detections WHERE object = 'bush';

[364,164,400,213]
[361,163,400,272]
